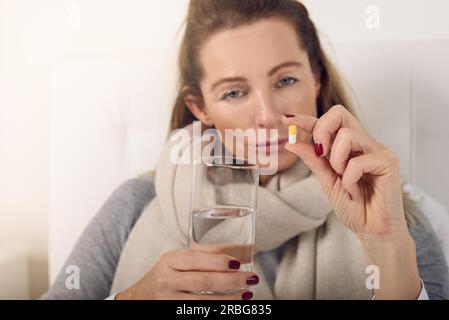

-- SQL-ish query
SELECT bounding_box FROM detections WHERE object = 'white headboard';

[47,39,449,281]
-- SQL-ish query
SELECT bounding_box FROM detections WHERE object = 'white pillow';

[403,183,449,271]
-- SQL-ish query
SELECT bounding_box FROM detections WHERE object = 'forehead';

[198,18,309,79]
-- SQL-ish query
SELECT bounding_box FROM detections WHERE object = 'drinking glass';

[187,155,258,294]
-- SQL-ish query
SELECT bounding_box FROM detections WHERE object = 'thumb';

[284,141,336,192]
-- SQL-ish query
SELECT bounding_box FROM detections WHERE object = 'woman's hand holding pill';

[283,105,408,239]
[115,249,257,300]
[282,105,421,299]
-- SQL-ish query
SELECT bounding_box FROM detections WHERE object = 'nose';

[253,90,281,129]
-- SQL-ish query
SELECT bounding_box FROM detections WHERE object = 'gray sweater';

[40,175,449,300]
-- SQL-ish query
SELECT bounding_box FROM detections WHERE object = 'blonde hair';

[167,0,426,228]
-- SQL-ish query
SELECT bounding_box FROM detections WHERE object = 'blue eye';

[277,76,298,88]
[222,89,246,101]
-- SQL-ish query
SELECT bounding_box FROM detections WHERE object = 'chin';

[257,149,300,177]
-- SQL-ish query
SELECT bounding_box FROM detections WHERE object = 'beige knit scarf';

[110,130,373,299]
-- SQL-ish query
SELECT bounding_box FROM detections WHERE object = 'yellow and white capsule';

[288,125,297,144]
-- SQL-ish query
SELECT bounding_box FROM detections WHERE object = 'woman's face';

[188,18,321,176]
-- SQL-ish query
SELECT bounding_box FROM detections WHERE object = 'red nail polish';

[315,143,323,156]
[284,114,295,118]
[242,291,253,300]
[228,260,240,269]
[246,275,259,285]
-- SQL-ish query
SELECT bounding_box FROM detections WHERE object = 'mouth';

[251,138,288,151]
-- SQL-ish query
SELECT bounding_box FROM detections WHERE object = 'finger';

[175,290,252,300]
[329,128,384,175]
[342,151,398,201]
[162,249,241,272]
[312,105,364,158]
[174,271,258,293]
[281,114,318,134]
[284,141,336,194]
[189,242,253,264]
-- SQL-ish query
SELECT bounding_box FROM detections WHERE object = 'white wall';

[0,0,52,298]
[1,0,448,299]
[304,0,449,42]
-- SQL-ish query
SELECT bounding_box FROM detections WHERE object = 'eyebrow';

[210,61,303,92]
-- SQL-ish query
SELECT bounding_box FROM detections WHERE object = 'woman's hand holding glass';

[116,249,257,300]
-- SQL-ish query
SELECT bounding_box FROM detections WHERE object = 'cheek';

[206,100,254,131]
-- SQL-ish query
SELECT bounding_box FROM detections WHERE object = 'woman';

[42,0,449,300]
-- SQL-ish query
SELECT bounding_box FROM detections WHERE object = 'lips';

[253,138,288,148]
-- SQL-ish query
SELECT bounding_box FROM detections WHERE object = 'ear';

[183,89,214,126]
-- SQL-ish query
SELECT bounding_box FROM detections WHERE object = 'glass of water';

[187,155,258,294]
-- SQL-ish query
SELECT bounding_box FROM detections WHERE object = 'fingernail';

[284,114,295,118]
[314,143,323,157]
[246,275,259,285]
[242,291,253,300]
[228,260,241,270]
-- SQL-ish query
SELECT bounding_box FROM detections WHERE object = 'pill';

[288,125,297,144]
